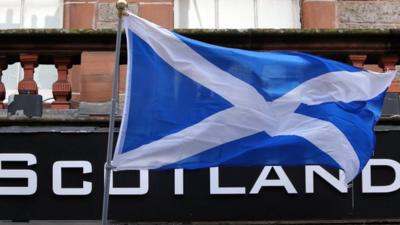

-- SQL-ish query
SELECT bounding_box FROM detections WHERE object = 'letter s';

[0,153,37,195]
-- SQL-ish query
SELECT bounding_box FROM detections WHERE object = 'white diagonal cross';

[113,13,395,183]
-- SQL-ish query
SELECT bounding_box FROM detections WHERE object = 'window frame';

[174,0,301,29]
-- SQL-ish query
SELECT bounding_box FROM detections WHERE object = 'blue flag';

[112,11,396,183]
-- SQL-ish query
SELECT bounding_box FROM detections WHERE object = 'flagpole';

[101,1,127,225]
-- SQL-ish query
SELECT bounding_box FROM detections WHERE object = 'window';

[0,0,63,102]
[174,0,300,29]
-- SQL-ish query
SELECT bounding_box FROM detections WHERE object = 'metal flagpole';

[101,1,127,225]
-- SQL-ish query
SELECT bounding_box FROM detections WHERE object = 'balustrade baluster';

[379,55,398,72]
[379,55,400,93]
[348,54,367,68]
[0,56,7,109]
[52,56,73,109]
[18,53,38,95]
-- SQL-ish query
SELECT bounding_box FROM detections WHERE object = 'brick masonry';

[338,0,400,29]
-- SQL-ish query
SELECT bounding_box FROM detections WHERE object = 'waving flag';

[112,11,396,183]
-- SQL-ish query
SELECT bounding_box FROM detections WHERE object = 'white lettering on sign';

[1,154,400,196]
[109,169,149,195]
[362,159,400,193]
[305,166,347,193]
[250,166,297,194]
[52,161,92,196]
[0,153,37,196]
[210,167,246,194]
[174,169,184,195]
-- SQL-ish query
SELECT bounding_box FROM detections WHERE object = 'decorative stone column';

[380,55,400,93]
[348,54,367,68]
[52,56,73,109]
[18,53,38,95]
[379,55,399,72]
[0,56,7,109]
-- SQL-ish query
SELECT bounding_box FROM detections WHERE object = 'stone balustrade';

[0,29,399,112]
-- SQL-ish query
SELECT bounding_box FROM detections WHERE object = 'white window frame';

[174,0,301,29]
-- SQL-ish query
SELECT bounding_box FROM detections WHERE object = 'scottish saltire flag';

[112,11,396,183]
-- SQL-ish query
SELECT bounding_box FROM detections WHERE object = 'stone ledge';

[0,108,399,125]
[340,23,400,29]
[0,109,120,126]
[2,28,400,66]
[2,219,400,225]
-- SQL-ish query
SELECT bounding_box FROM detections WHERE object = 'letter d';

[362,159,400,193]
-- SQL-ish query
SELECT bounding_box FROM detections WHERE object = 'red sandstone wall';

[302,0,337,29]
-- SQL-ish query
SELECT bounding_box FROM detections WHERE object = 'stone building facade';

[1,1,400,222]
[1,0,399,109]
[61,0,400,106]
